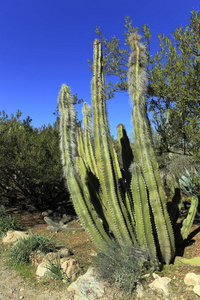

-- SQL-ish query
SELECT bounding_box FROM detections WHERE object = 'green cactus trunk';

[91,39,135,245]
[128,33,175,264]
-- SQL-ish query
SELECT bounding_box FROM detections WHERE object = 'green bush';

[0,110,69,210]
[0,209,22,237]
[8,232,56,265]
[92,240,155,296]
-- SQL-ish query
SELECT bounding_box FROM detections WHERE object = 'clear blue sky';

[0,0,199,137]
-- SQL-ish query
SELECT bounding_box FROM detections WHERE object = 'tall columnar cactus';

[128,34,175,263]
[58,35,197,265]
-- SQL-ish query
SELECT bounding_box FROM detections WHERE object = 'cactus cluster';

[58,34,198,264]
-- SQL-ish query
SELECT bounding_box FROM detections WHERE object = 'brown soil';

[1,202,200,299]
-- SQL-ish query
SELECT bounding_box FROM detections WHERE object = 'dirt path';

[0,255,74,300]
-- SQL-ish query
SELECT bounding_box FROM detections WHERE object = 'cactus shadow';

[174,224,200,258]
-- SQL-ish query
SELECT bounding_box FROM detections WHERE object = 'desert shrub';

[0,111,69,210]
[92,239,156,296]
[8,232,56,264]
[0,209,22,237]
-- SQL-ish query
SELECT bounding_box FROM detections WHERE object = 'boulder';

[2,230,29,244]
[184,272,200,286]
[67,267,105,300]
[61,258,80,280]
[59,247,71,258]
[36,262,49,277]
[148,273,171,295]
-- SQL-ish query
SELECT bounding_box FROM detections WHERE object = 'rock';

[184,272,200,286]
[148,273,171,295]
[136,282,145,299]
[29,250,45,265]
[59,247,71,258]
[42,252,59,264]
[2,231,29,244]
[61,258,80,281]
[41,209,53,217]
[193,285,200,296]
[36,262,49,277]
[67,267,105,300]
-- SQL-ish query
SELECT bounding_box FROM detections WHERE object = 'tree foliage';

[93,10,200,161]
[0,111,68,210]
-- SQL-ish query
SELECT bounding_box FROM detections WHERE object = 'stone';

[193,285,200,296]
[149,273,171,295]
[184,272,200,286]
[41,209,53,217]
[29,250,44,265]
[61,258,80,280]
[59,247,71,258]
[41,252,59,264]
[67,267,105,300]
[2,231,29,244]
[36,262,49,277]
[136,282,145,299]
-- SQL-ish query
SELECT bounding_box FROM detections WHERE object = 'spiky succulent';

[57,35,198,265]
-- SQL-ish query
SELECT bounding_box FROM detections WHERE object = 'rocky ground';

[1,202,200,299]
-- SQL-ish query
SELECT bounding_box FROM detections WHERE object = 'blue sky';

[0,0,199,138]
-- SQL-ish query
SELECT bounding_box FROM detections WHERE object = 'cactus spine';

[58,35,197,265]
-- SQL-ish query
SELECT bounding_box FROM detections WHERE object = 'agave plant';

[179,168,200,197]
[178,168,199,240]
[58,34,197,264]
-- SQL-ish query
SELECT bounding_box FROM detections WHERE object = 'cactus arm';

[181,195,198,240]
[67,167,110,251]
[58,84,77,173]
[92,39,132,244]
[128,34,175,264]
[82,102,98,176]
[77,127,85,159]
[75,156,111,243]
[58,85,110,251]
[131,163,156,259]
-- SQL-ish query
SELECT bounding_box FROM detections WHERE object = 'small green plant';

[0,209,22,237]
[179,168,200,197]
[92,240,155,296]
[46,254,65,280]
[8,232,56,265]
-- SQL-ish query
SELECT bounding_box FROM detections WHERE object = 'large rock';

[35,255,80,281]
[184,272,200,286]
[36,262,49,277]
[2,230,29,244]
[67,267,106,300]
[148,273,171,295]
[61,258,80,281]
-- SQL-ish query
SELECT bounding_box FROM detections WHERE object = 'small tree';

[0,111,68,210]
